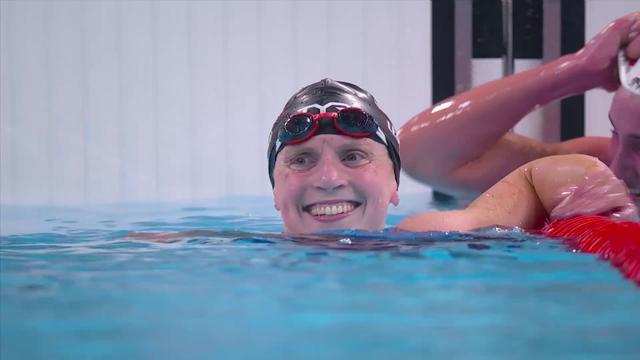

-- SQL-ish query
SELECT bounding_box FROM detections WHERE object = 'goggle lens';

[279,107,380,147]
[335,108,377,136]
[284,114,313,135]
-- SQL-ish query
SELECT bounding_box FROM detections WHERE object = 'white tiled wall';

[1,0,432,205]
[1,0,636,206]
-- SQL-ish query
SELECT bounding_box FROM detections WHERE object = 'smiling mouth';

[304,201,361,217]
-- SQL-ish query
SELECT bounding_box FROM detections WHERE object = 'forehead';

[610,90,640,127]
[278,135,386,157]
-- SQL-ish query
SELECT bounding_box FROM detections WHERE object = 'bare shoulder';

[398,154,613,233]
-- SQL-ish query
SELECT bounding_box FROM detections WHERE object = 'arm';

[398,12,640,197]
[397,154,638,232]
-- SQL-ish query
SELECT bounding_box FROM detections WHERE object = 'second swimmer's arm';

[398,54,602,197]
[398,13,640,197]
[397,154,636,232]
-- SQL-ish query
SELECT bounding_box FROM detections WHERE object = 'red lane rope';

[542,215,640,285]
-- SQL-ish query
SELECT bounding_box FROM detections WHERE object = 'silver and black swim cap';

[267,78,401,187]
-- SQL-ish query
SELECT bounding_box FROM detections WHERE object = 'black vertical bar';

[431,0,456,202]
[513,0,542,59]
[432,0,455,103]
[560,0,585,140]
[472,0,503,58]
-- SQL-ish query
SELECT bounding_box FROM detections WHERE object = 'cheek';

[274,173,305,206]
[356,168,386,190]
[358,164,397,199]
[273,174,291,206]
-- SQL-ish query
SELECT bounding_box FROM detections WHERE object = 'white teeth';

[309,202,355,216]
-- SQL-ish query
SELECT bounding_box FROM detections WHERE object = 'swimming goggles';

[276,107,388,148]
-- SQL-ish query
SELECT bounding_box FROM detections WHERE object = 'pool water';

[1,196,639,359]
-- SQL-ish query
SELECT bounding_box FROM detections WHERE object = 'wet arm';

[398,55,599,196]
[398,12,639,196]
[397,154,636,232]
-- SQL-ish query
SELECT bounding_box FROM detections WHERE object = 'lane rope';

[542,215,640,285]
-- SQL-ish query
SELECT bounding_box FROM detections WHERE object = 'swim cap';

[618,51,640,95]
[267,78,401,188]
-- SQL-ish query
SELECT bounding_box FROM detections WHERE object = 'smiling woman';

[268,78,402,234]
[273,135,399,234]
[268,79,638,235]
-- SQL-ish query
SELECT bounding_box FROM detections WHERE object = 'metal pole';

[502,0,514,76]
[454,0,472,94]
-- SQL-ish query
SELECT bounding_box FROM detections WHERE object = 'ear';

[273,191,281,211]
[390,190,399,207]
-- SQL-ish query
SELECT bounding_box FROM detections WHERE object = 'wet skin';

[608,88,640,202]
[396,13,640,199]
[272,135,399,234]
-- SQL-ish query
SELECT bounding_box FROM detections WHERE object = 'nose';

[312,154,347,191]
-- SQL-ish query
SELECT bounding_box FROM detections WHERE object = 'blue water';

[1,196,639,360]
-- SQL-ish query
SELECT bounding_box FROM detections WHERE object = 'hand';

[574,12,640,91]
[549,168,639,222]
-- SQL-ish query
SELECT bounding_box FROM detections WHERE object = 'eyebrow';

[281,145,317,156]
[333,140,381,154]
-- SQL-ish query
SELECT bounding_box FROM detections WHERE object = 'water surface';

[1,196,639,359]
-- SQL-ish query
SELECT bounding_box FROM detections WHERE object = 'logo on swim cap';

[294,102,351,114]
[385,116,397,135]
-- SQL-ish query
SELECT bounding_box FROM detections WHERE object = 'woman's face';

[272,134,399,234]
[609,87,640,203]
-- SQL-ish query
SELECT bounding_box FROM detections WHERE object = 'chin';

[310,221,358,233]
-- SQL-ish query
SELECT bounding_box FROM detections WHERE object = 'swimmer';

[268,78,637,234]
[398,12,640,203]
